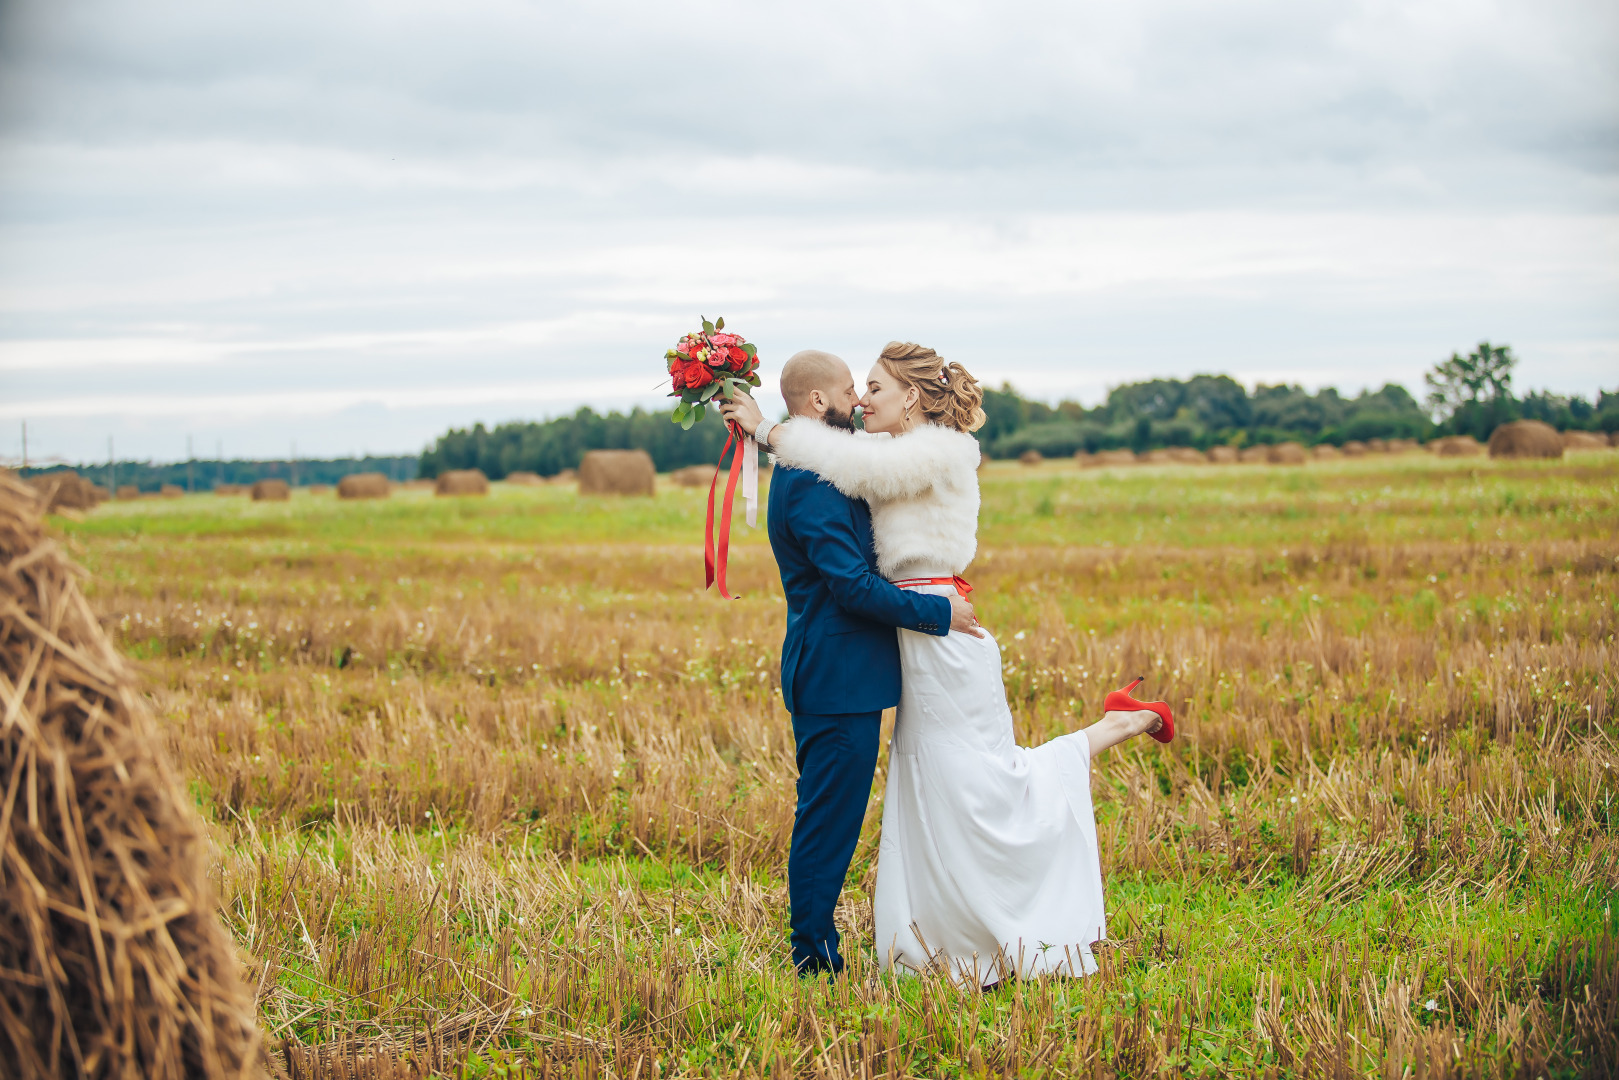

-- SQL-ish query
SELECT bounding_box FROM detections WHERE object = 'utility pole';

[186,435,194,493]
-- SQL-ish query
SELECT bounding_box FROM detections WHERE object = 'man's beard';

[823,404,857,432]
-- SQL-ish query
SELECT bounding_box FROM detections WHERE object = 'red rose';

[724,346,747,371]
[684,361,715,389]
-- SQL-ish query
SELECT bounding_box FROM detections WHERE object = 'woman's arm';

[770,420,980,503]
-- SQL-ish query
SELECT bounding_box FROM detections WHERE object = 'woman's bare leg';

[1083,710,1163,757]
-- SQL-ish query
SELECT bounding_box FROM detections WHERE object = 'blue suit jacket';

[768,463,952,715]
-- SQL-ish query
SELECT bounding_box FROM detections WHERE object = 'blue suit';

[767,463,951,973]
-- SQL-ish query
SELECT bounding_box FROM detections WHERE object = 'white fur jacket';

[770,419,981,579]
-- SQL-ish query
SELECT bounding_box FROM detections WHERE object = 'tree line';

[17,456,419,494]
[419,343,1616,476]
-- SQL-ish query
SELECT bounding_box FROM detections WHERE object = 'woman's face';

[859,363,919,435]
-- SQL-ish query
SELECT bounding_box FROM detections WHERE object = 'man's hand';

[948,594,985,638]
[717,391,766,438]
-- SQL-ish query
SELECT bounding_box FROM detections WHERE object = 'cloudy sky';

[1,0,1615,464]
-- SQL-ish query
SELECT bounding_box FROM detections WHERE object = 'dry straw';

[337,473,391,500]
[0,473,264,1079]
[578,451,654,496]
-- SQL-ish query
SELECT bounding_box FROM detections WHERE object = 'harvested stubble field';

[56,453,1619,1078]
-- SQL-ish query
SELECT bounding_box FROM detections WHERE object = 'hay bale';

[1142,449,1174,464]
[578,451,655,496]
[1268,442,1307,465]
[0,474,265,1077]
[250,479,289,501]
[669,465,714,488]
[1430,435,1483,457]
[1562,430,1608,451]
[115,484,141,500]
[1018,450,1044,465]
[1387,438,1420,454]
[550,469,577,485]
[1167,447,1207,464]
[505,471,544,486]
[1072,451,1094,467]
[26,471,107,513]
[1238,445,1271,464]
[1488,420,1563,459]
[1611,432,1619,448]
[213,483,244,495]
[1340,441,1367,456]
[1092,449,1139,467]
[435,469,490,496]
[1365,438,1388,453]
[1207,445,1238,464]
[337,472,391,499]
[1312,444,1342,460]
[160,483,185,498]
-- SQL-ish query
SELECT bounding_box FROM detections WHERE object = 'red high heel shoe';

[1103,676,1175,743]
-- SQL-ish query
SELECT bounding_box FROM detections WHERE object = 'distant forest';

[420,357,1618,478]
[17,456,419,494]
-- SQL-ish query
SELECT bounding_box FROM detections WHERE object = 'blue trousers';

[788,709,883,974]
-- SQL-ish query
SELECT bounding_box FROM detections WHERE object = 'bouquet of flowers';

[666,316,762,429]
[663,316,762,599]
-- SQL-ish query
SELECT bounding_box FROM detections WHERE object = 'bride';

[728,341,1172,987]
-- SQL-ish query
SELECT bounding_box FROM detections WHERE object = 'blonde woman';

[722,342,1170,988]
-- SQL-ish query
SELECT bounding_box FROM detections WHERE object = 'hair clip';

[938,371,950,384]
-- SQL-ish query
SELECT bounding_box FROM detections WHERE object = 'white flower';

[1424,999,1438,1012]
[1014,631,1026,641]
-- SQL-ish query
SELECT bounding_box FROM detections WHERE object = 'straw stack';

[0,473,264,1078]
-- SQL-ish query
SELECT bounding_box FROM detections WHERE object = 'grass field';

[60,452,1618,1078]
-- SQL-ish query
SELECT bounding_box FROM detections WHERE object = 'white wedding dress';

[771,420,1107,986]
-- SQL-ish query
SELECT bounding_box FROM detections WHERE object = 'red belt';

[893,576,973,599]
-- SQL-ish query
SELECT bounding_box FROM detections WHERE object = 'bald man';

[721,351,979,976]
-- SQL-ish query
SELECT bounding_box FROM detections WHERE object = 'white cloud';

[0,0,1614,462]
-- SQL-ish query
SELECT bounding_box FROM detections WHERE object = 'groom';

[721,351,981,975]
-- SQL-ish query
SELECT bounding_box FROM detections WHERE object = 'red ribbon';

[892,575,974,599]
[705,421,745,599]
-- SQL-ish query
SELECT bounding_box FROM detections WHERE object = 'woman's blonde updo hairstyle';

[875,341,986,433]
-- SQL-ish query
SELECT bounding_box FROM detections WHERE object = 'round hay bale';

[26,471,106,513]
[579,450,656,496]
[1167,447,1207,464]
[213,483,244,495]
[1341,441,1367,456]
[250,478,289,501]
[1312,444,1341,460]
[1611,432,1619,448]
[1430,435,1483,457]
[1207,445,1238,464]
[1488,420,1563,459]
[115,484,141,500]
[435,469,490,496]
[1238,445,1271,464]
[160,483,185,498]
[1092,449,1139,467]
[1268,442,1307,464]
[1142,449,1174,464]
[670,465,714,488]
[1018,449,1044,465]
[337,472,392,499]
[550,468,578,485]
[505,470,544,486]
[1366,438,1389,453]
[0,474,265,1076]
[1073,451,1095,467]
[1562,430,1608,451]
[1387,438,1420,454]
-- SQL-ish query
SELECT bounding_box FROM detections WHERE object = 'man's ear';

[805,388,827,417]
